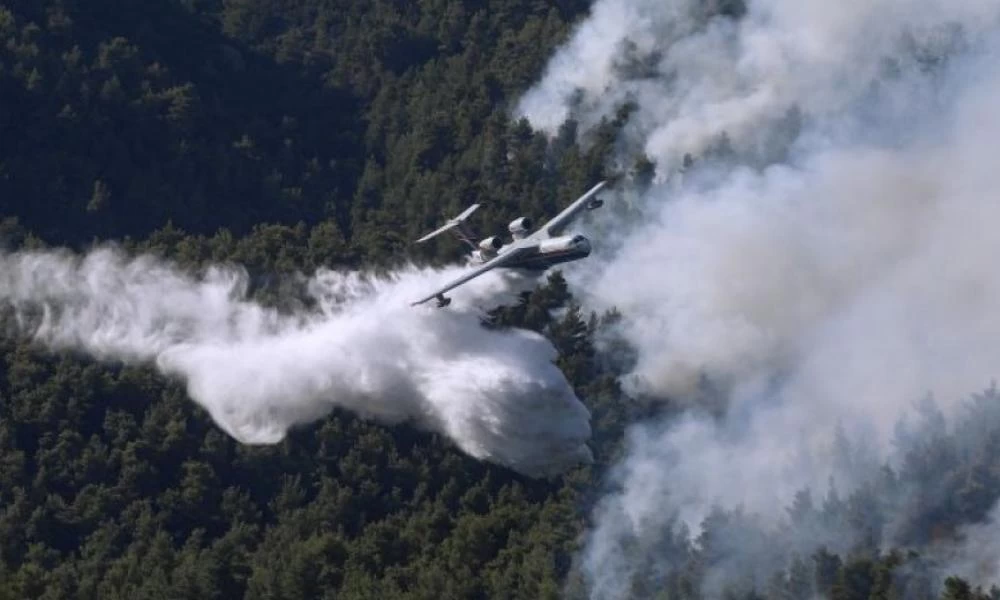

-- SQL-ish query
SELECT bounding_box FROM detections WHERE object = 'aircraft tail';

[415,204,480,246]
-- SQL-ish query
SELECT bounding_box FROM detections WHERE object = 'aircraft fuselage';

[473,234,591,272]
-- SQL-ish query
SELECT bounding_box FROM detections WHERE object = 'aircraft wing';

[411,245,531,306]
[416,222,460,244]
[531,180,608,239]
[416,204,481,244]
[453,203,481,222]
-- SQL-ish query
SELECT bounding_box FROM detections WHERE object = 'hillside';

[0,1,625,598]
[3,1,1000,599]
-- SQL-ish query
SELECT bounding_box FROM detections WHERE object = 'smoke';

[0,247,592,478]
[520,0,998,173]
[519,0,1000,596]
[933,502,1000,588]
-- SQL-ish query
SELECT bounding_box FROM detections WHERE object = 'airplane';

[411,180,609,307]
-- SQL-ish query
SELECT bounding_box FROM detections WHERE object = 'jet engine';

[508,217,533,240]
[479,236,503,254]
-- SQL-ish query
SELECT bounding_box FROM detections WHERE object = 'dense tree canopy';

[2,1,999,598]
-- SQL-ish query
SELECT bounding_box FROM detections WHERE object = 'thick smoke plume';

[0,248,592,477]
[520,0,1000,596]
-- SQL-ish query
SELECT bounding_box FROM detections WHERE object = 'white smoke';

[0,247,592,478]
[521,0,999,172]
[520,0,1000,596]
[932,502,1000,588]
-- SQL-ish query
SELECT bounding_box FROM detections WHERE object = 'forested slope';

[3,1,1000,599]
[0,1,624,598]
[0,0,606,259]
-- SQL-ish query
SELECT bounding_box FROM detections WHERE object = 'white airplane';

[412,180,609,307]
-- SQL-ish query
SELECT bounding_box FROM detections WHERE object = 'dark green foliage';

[0,329,624,598]
[0,0,996,598]
[0,0,607,259]
[0,1,625,596]
[1,1,361,244]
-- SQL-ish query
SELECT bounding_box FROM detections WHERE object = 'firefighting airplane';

[411,180,609,307]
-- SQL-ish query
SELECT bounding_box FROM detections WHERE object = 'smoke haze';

[520,0,1000,596]
[0,248,592,478]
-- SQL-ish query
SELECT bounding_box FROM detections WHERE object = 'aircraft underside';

[508,245,591,271]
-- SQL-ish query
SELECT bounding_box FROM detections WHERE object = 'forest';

[2,0,1000,598]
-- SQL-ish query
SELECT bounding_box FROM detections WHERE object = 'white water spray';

[0,247,592,477]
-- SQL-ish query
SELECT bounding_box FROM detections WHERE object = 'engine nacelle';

[479,236,503,253]
[508,217,533,240]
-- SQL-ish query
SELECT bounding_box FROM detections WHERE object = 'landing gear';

[435,294,452,308]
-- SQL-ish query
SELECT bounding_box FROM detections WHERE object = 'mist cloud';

[0,248,592,478]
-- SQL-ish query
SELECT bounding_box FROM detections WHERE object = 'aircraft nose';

[576,236,591,254]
